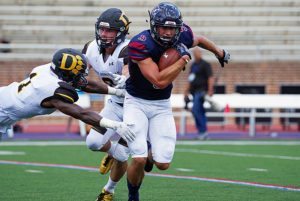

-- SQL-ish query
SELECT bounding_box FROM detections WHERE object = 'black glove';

[174,43,191,59]
[217,49,230,67]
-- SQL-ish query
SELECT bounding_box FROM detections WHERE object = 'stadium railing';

[171,94,300,137]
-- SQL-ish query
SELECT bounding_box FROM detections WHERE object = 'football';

[158,48,181,71]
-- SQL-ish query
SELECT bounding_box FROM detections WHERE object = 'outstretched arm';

[83,76,125,97]
[192,35,230,67]
[43,99,135,142]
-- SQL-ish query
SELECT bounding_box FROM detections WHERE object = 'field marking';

[0,160,300,192]
[248,168,268,172]
[175,168,195,172]
[0,150,25,155]
[176,148,300,160]
[25,169,43,173]
[1,140,300,146]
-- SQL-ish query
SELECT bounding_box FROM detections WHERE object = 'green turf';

[0,142,300,201]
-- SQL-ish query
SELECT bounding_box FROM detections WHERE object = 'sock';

[107,142,116,156]
[127,179,141,201]
[104,176,118,193]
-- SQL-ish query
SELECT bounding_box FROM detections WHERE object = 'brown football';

[158,48,181,71]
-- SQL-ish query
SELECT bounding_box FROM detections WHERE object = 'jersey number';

[18,73,37,92]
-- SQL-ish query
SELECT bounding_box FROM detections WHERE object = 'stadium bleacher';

[0,0,299,61]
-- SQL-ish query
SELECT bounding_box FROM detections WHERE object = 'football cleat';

[99,154,114,175]
[96,188,113,201]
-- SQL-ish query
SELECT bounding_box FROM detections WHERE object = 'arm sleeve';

[82,41,92,54]
[118,46,129,65]
[52,82,79,103]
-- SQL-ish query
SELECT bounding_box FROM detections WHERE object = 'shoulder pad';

[53,82,79,103]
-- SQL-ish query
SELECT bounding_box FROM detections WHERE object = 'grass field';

[0,140,300,201]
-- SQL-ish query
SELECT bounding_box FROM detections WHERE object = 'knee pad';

[85,129,107,151]
[112,143,129,162]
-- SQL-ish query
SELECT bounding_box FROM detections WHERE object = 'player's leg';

[149,101,177,170]
[123,96,149,201]
[144,141,154,172]
[192,91,208,139]
[96,142,129,201]
[0,111,15,141]
[86,100,126,200]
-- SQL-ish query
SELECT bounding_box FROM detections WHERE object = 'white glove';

[204,95,224,112]
[107,86,126,97]
[112,74,127,89]
[99,118,135,142]
[100,71,118,86]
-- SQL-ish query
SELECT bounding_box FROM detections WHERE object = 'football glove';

[107,87,125,97]
[112,74,127,89]
[100,71,118,86]
[174,43,191,59]
[100,118,135,142]
[217,49,230,67]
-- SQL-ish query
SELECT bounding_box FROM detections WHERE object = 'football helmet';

[95,8,130,50]
[149,2,183,47]
[51,48,88,89]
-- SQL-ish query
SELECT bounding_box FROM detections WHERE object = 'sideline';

[0,160,299,192]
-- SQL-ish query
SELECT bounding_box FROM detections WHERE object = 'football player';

[82,8,131,201]
[0,48,135,143]
[124,2,230,200]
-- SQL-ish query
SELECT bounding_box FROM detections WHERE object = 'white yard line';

[175,148,300,160]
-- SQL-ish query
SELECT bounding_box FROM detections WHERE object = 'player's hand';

[112,74,127,89]
[174,43,191,59]
[100,71,118,86]
[114,122,135,142]
[217,49,230,67]
[100,118,136,142]
[115,88,126,97]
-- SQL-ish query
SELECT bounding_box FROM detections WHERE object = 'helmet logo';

[164,21,176,26]
[99,21,110,28]
[119,12,129,31]
[60,53,84,75]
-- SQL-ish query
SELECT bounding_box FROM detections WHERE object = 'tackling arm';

[43,99,135,142]
[43,98,103,130]
[82,74,125,97]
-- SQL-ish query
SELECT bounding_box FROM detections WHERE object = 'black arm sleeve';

[82,41,92,54]
[118,46,129,65]
[53,82,79,103]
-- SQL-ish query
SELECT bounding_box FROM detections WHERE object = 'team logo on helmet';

[60,53,84,76]
[51,48,88,89]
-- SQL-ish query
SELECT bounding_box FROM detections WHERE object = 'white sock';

[107,142,116,156]
[104,176,118,193]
